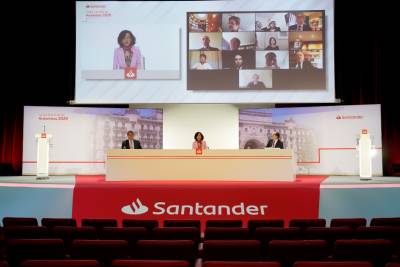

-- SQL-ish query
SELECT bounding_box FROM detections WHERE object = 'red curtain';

[0,105,23,175]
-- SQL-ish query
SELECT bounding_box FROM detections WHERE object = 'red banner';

[73,175,326,229]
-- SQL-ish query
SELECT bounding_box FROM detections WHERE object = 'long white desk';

[106,149,295,182]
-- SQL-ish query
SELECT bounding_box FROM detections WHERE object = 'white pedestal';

[359,129,372,178]
[35,133,52,178]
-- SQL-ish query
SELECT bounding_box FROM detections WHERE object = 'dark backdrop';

[1,0,398,175]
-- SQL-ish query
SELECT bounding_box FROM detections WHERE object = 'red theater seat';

[293,262,373,267]
[99,227,148,245]
[202,240,262,261]
[247,220,284,232]
[3,226,49,239]
[70,240,130,265]
[206,220,242,228]
[6,239,65,265]
[2,217,38,227]
[370,218,400,227]
[133,240,197,263]
[386,264,400,267]
[0,261,8,267]
[112,260,190,267]
[164,220,201,229]
[305,226,353,248]
[330,218,367,230]
[151,227,200,243]
[122,220,159,231]
[268,240,329,267]
[253,227,303,243]
[41,218,77,229]
[333,239,393,266]
[81,218,118,230]
[355,226,400,245]
[21,260,100,267]
[51,226,97,248]
[289,219,326,230]
[204,227,250,240]
[202,262,280,267]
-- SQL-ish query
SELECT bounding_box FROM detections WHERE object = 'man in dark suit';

[121,130,142,149]
[266,132,284,149]
[289,13,312,31]
[292,51,315,70]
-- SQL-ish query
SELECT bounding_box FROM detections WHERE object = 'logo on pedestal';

[124,67,137,80]
[196,148,203,155]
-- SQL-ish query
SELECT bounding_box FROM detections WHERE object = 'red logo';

[125,67,137,80]
[196,148,203,155]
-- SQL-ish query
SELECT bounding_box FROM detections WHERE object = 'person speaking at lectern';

[122,130,142,149]
[266,132,284,149]
[192,132,208,149]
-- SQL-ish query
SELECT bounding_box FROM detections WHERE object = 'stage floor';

[1,175,399,185]
[0,175,399,228]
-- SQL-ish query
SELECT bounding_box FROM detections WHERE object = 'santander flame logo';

[121,198,149,215]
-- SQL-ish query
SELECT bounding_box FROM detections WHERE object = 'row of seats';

[2,217,400,229]
[2,239,398,266]
[2,225,400,245]
[0,260,399,267]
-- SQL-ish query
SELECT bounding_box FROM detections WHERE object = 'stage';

[0,175,399,228]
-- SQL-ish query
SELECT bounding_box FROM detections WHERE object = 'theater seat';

[247,220,284,232]
[41,218,77,229]
[330,218,367,230]
[293,262,373,267]
[206,220,242,228]
[370,218,400,227]
[203,262,280,267]
[164,220,201,229]
[21,260,100,267]
[202,240,262,261]
[289,219,326,230]
[2,217,38,227]
[122,219,159,231]
[112,260,190,267]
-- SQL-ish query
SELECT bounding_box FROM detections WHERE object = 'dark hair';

[118,30,136,47]
[269,37,277,45]
[127,130,134,135]
[273,132,280,139]
[194,132,204,140]
[200,53,207,59]
[265,52,277,66]
[229,16,240,25]
[230,37,241,45]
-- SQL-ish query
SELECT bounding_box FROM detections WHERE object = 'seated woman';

[192,132,208,149]
[261,21,281,32]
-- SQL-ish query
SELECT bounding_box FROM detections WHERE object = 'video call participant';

[192,132,208,149]
[113,30,142,70]
[292,51,315,70]
[228,16,242,32]
[289,13,312,31]
[266,132,284,149]
[200,35,219,51]
[265,52,279,69]
[262,20,281,32]
[265,37,279,50]
[121,130,142,149]
[192,53,213,70]
[247,73,267,89]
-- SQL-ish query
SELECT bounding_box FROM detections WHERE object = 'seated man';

[266,132,284,149]
[121,130,142,149]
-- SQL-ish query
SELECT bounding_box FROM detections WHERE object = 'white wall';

[163,104,239,149]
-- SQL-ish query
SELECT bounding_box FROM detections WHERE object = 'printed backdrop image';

[239,104,383,175]
[23,106,163,175]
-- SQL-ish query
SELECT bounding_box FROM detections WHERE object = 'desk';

[106,149,295,182]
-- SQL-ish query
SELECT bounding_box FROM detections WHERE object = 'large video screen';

[187,11,325,90]
[75,0,334,103]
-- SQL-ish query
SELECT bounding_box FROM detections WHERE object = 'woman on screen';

[265,37,279,50]
[265,52,280,69]
[113,30,142,70]
[192,132,208,149]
